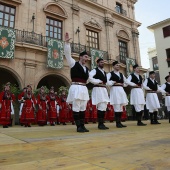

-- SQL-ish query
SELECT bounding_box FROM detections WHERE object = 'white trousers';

[72,99,88,112]
[167,106,170,112]
[134,104,144,112]
[149,109,158,113]
[96,102,107,111]
[113,104,123,112]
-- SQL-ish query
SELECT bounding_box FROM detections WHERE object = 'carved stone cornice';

[24,62,37,68]
[44,2,68,19]
[1,0,22,6]
[71,4,80,15]
[104,17,114,27]
[84,18,102,31]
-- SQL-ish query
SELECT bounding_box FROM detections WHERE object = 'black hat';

[133,64,139,69]
[112,61,119,66]
[165,75,170,81]
[96,58,103,63]
[149,71,155,75]
[79,51,88,57]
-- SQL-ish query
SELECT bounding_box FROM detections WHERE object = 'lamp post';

[32,13,35,33]
[76,27,80,52]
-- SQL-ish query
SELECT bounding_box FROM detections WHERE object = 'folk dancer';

[0,82,15,128]
[127,64,146,126]
[64,32,89,132]
[20,85,36,127]
[107,61,135,128]
[36,86,48,126]
[161,75,170,123]
[47,87,58,126]
[143,71,161,124]
[89,58,110,130]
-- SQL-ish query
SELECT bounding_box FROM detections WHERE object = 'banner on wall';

[47,38,64,69]
[90,48,105,70]
[126,58,136,76]
[0,26,15,59]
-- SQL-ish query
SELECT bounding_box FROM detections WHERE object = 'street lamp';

[76,27,80,45]
[32,13,35,33]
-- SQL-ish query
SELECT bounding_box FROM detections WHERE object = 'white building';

[148,47,160,84]
[148,18,170,84]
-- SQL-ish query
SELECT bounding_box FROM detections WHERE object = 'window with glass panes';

[0,4,15,28]
[86,30,99,49]
[119,40,128,63]
[46,18,62,40]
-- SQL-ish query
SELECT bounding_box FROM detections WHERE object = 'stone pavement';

[0,120,170,170]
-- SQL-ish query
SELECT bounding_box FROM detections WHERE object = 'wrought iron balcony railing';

[115,7,127,16]
[15,29,109,60]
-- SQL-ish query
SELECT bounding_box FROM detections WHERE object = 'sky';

[135,0,170,69]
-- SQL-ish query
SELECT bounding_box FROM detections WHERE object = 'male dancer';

[127,64,146,126]
[89,58,110,130]
[161,75,170,123]
[143,71,161,124]
[64,33,89,132]
[107,61,135,128]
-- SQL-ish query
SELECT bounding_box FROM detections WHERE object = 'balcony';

[115,7,127,16]
[15,29,109,60]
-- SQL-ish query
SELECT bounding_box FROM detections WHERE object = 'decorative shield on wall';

[126,58,136,76]
[90,48,105,70]
[0,27,15,59]
[47,38,64,69]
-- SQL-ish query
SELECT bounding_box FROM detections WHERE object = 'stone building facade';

[0,0,145,91]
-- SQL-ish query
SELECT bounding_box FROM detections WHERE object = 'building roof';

[147,18,170,30]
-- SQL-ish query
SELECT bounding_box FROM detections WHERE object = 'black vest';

[147,78,158,91]
[131,73,143,86]
[71,62,89,82]
[165,82,170,93]
[110,71,124,83]
[93,67,107,84]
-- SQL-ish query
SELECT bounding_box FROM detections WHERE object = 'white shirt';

[64,43,87,72]
[143,78,160,91]
[127,73,141,87]
[89,67,105,85]
[161,82,170,94]
[107,71,135,87]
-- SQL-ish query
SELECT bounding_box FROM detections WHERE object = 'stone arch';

[35,72,71,92]
[0,65,23,89]
[44,2,68,19]
[117,29,130,41]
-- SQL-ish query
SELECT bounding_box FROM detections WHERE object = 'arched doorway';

[0,68,20,90]
[37,74,70,92]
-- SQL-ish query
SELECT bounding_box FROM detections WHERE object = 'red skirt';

[0,100,11,126]
[20,100,35,124]
[37,101,47,124]
[47,101,57,122]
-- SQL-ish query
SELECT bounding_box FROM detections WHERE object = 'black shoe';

[137,122,147,126]
[57,122,60,125]
[116,123,122,128]
[63,122,67,125]
[77,126,85,133]
[28,125,31,127]
[155,120,161,124]
[3,125,8,128]
[25,125,27,127]
[98,124,107,130]
[81,125,89,132]
[120,123,127,127]
[151,120,156,124]
[50,124,55,126]
[103,124,109,129]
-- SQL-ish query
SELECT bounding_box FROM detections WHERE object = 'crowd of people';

[0,32,170,132]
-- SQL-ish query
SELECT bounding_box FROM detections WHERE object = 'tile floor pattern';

[0,120,170,170]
